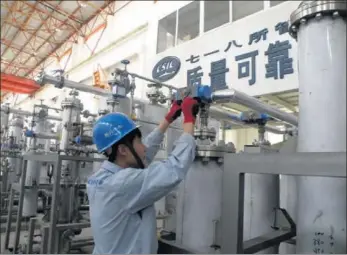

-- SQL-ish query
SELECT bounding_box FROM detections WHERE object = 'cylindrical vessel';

[23,114,47,217]
[7,115,24,185]
[59,94,83,222]
[176,159,223,253]
[22,151,40,217]
[0,109,9,134]
[242,145,280,254]
[290,2,347,253]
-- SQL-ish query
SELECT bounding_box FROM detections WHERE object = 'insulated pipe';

[209,106,289,135]
[39,73,296,131]
[289,1,347,253]
[211,89,298,126]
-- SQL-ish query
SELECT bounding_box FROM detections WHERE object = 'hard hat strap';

[124,141,145,169]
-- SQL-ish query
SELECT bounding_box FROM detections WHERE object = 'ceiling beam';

[22,4,82,77]
[2,1,40,72]
[24,1,111,77]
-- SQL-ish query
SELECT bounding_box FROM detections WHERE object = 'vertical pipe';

[26,217,37,254]
[48,158,62,254]
[40,226,49,254]
[291,3,347,253]
[13,160,28,253]
[4,188,15,250]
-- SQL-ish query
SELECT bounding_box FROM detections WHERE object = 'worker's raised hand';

[165,100,182,123]
[181,97,200,124]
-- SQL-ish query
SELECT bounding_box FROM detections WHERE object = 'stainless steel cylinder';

[6,115,24,186]
[290,1,347,253]
[176,159,223,253]
[23,113,47,217]
[59,93,83,222]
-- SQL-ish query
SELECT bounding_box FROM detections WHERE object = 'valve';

[108,60,132,99]
[146,83,167,104]
[174,84,212,104]
[240,111,270,126]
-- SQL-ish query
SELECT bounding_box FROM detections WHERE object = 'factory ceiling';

[0,0,116,97]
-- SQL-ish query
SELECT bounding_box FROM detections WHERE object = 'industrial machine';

[1,1,345,254]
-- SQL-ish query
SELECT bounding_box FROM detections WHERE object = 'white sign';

[148,2,300,97]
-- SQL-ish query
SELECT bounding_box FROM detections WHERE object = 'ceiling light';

[78,1,86,8]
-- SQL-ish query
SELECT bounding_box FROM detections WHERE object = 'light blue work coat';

[86,128,196,254]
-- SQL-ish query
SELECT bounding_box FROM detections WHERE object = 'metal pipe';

[41,74,110,97]
[55,222,91,230]
[135,118,182,131]
[70,239,94,249]
[13,160,28,253]
[26,217,37,254]
[0,106,62,121]
[211,89,298,126]
[40,226,49,254]
[128,72,178,91]
[24,131,60,140]
[209,106,288,135]
[4,188,15,250]
[48,158,62,254]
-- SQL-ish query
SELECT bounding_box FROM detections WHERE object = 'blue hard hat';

[92,112,140,153]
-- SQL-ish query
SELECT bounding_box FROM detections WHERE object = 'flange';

[289,0,347,39]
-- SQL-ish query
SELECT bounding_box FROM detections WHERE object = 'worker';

[87,97,199,254]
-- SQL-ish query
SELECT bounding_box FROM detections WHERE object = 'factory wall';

[7,1,297,147]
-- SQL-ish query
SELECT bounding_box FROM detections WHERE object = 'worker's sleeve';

[123,133,196,214]
[143,128,165,164]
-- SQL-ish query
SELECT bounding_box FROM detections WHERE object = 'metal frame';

[221,152,346,254]
[4,152,103,254]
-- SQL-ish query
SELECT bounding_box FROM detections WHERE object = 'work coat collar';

[100,160,122,174]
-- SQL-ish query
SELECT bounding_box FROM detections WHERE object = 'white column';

[290,2,346,253]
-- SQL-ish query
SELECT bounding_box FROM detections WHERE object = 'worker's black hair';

[104,128,142,163]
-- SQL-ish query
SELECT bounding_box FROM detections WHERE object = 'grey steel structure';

[289,1,347,253]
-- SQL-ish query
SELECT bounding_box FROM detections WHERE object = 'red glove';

[181,97,200,123]
[165,100,182,123]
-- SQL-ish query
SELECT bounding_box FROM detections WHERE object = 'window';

[157,11,177,54]
[270,1,287,7]
[204,1,230,32]
[177,1,200,45]
[232,1,264,22]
